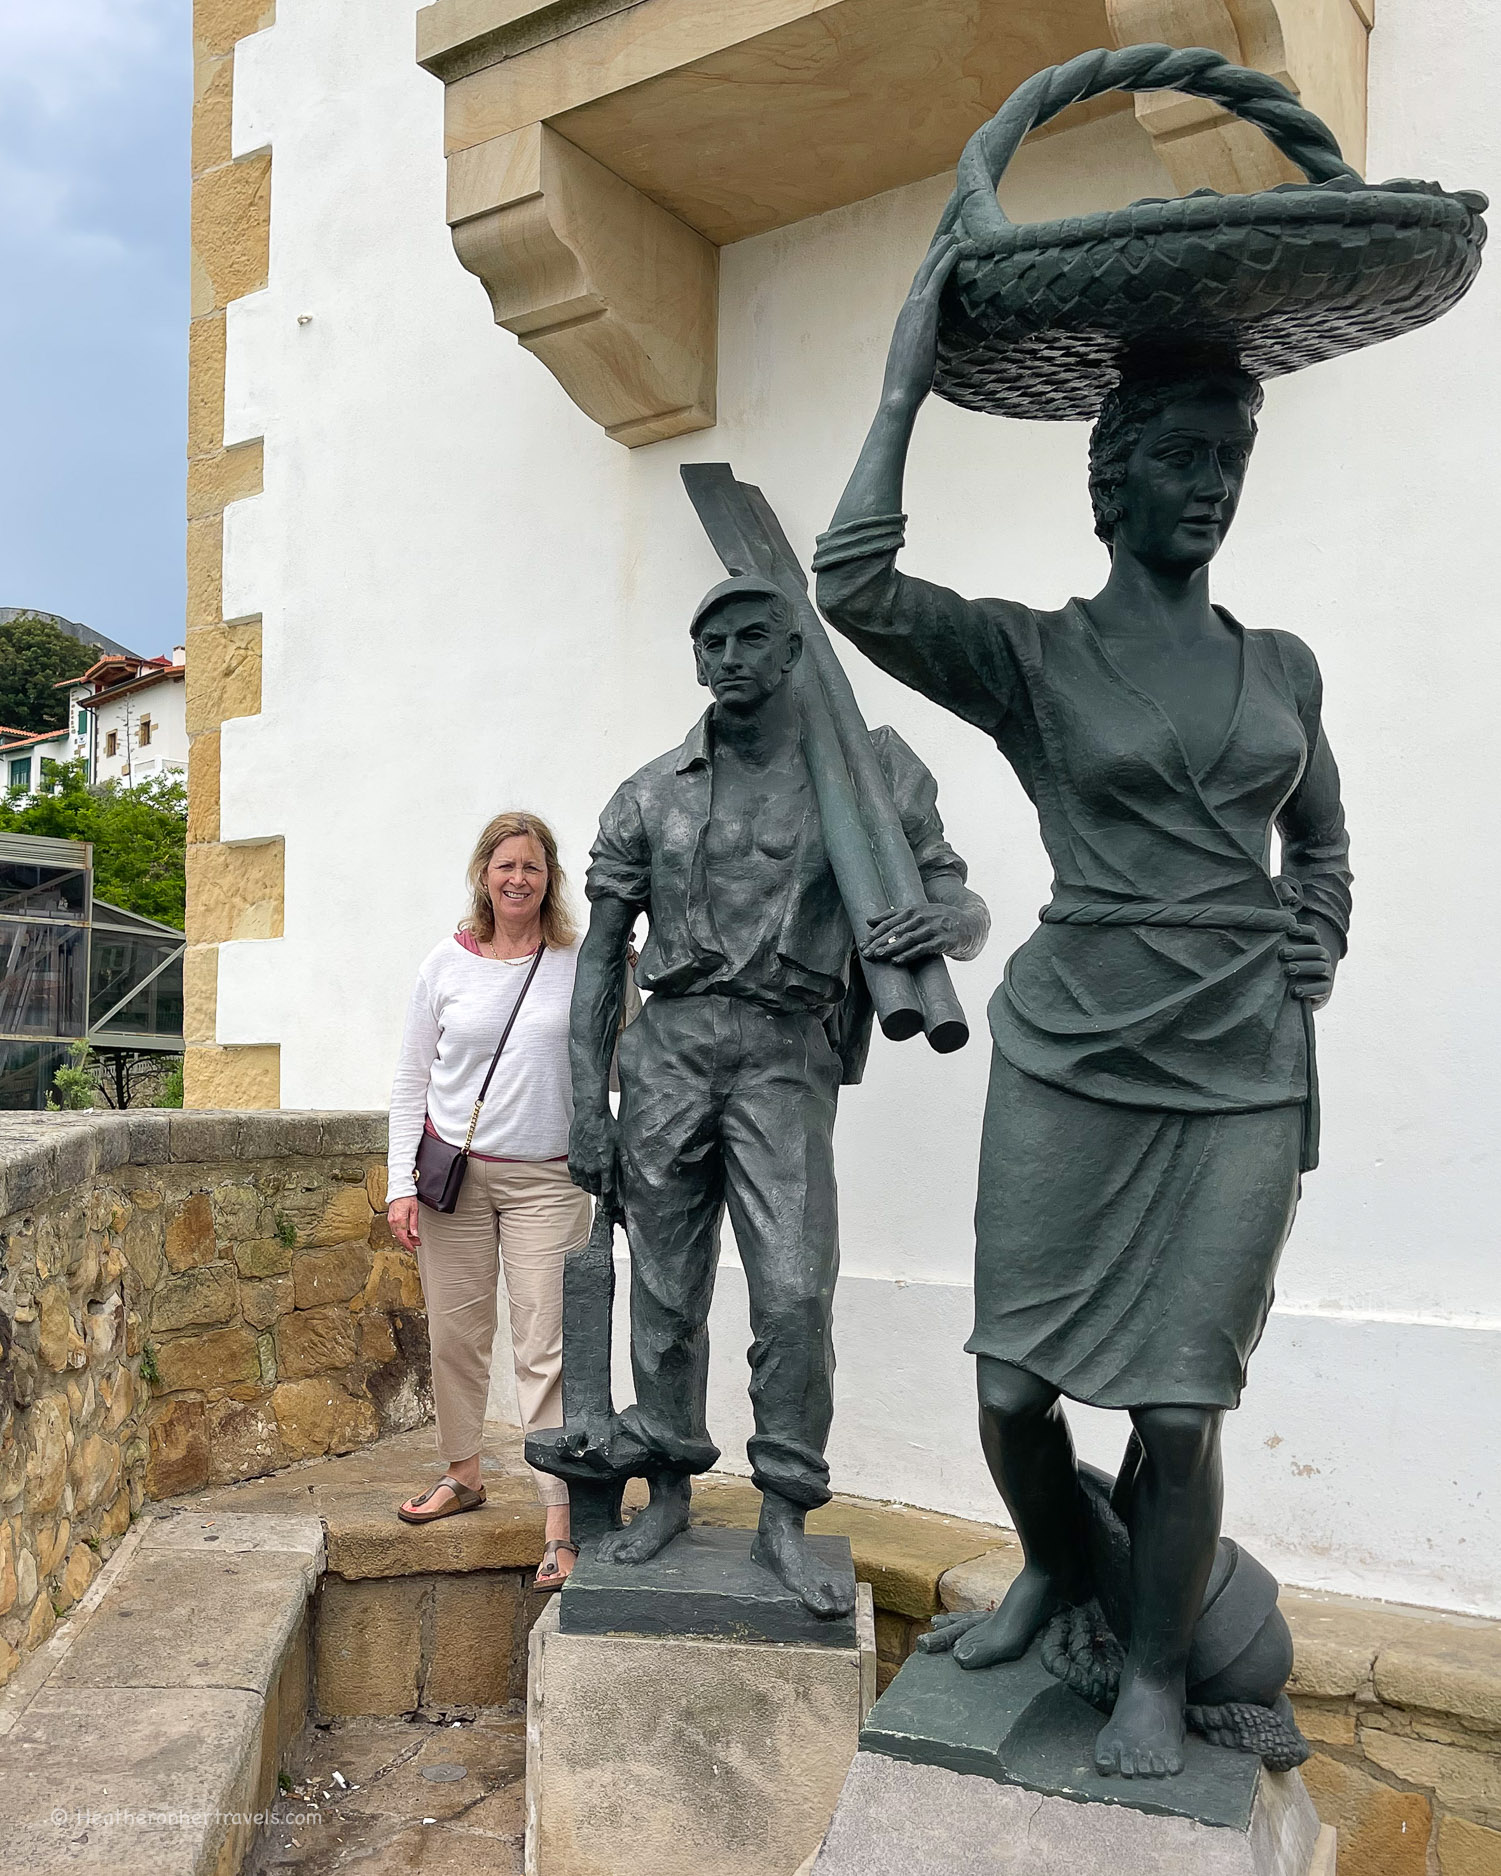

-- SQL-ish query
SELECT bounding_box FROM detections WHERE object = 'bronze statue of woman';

[815,247,1352,1780]
[813,39,1485,1782]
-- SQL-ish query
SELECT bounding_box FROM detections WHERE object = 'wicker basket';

[932,45,1488,421]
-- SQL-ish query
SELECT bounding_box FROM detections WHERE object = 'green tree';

[0,758,186,927]
[48,1041,96,1111]
[0,616,98,733]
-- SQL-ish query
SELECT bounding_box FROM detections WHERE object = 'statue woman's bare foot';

[948,1564,1073,1669]
[597,1473,691,1564]
[751,1491,855,1618]
[1094,1671,1187,1778]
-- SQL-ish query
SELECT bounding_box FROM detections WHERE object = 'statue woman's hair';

[1087,345,1265,547]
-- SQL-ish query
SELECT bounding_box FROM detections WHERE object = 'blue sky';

[0,0,190,658]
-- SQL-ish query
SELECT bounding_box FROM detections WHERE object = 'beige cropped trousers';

[415,1157,591,1508]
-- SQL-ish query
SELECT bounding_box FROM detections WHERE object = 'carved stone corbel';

[446,121,718,448]
[1105,0,1373,191]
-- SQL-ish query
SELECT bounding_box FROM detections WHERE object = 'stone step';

[167,1426,549,1718]
[173,1423,1010,1599]
[171,1424,1013,1713]
[0,1509,321,1876]
[34,1426,1497,1874]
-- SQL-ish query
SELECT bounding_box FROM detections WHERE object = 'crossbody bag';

[413,943,547,1213]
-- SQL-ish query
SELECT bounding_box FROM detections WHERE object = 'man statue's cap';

[689,573,792,638]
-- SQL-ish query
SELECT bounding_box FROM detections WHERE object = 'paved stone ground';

[249,1707,525,1875]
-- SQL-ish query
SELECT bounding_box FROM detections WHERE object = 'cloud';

[0,159,128,264]
[0,0,176,118]
[0,0,185,254]
[0,0,191,651]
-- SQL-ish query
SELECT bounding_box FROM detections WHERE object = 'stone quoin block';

[185,837,284,943]
[183,1044,281,1111]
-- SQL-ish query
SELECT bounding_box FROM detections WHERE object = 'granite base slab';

[812,1753,1329,1876]
[527,1586,876,1876]
[863,1635,1268,1827]
[559,1524,857,1647]
[812,1641,1326,1875]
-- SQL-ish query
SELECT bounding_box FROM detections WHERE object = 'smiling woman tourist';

[386,811,590,1589]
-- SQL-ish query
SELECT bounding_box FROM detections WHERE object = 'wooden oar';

[682,463,968,1053]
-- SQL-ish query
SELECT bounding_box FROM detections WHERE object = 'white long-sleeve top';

[387,936,581,1201]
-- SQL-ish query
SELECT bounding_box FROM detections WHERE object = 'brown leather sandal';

[397,1476,487,1524]
[534,1538,579,1589]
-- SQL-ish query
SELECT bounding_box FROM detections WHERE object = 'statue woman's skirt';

[966,1049,1303,1410]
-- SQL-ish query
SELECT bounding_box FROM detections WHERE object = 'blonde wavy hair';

[461,811,578,949]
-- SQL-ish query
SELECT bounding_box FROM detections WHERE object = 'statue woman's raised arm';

[828,237,960,533]
[815,234,1023,741]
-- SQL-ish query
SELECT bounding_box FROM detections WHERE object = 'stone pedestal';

[526,1528,876,1876]
[559,1524,861,1648]
[811,1642,1334,1876]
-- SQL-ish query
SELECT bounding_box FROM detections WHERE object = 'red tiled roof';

[82,667,184,708]
[0,725,71,752]
[57,653,175,695]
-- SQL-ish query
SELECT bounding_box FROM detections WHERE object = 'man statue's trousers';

[612,990,841,1508]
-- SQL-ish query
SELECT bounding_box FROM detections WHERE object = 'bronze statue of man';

[568,572,988,1616]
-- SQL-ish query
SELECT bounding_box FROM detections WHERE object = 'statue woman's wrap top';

[813,515,1352,1165]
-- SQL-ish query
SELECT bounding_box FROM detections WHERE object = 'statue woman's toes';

[916,1610,988,1654]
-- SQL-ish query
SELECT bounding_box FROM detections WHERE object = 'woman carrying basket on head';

[815,45,1483,1777]
[387,812,594,1590]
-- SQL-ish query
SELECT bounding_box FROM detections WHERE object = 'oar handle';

[794,660,924,1041]
[798,600,969,1053]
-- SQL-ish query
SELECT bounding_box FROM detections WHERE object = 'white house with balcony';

[67,648,188,788]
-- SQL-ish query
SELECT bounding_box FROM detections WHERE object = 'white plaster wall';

[220,0,1500,1612]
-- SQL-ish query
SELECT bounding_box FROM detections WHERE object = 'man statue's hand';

[569,1107,620,1208]
[862,904,965,966]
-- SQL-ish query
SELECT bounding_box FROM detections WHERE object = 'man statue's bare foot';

[751,1491,855,1618]
[1094,1669,1187,1778]
[937,1564,1074,1669]
[596,1471,691,1565]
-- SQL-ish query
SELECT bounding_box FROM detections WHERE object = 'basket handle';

[942,44,1361,252]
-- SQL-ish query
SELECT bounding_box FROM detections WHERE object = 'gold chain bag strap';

[413,944,547,1213]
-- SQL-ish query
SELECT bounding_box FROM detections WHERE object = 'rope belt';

[1041,900,1300,933]
[1037,879,1320,1171]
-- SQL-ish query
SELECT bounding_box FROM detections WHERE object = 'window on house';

[76,710,88,738]
[138,718,152,747]
[9,757,32,792]
[105,731,118,757]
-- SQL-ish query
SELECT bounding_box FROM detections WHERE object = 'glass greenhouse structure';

[0,833,185,1109]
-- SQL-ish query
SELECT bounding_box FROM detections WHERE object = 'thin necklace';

[484,936,541,965]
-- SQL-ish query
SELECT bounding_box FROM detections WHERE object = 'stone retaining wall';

[0,1111,425,1692]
